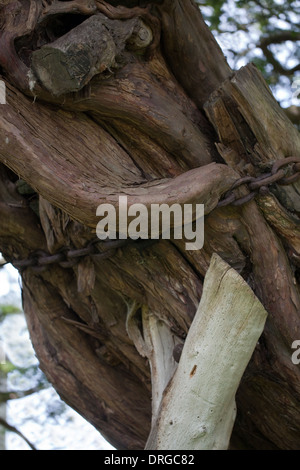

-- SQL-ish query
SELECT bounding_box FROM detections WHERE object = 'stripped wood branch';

[126,304,181,426]
[146,254,268,450]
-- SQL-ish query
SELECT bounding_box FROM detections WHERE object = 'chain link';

[5,158,300,272]
[11,239,134,273]
[217,157,300,209]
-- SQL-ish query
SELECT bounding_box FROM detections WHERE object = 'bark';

[0,0,299,450]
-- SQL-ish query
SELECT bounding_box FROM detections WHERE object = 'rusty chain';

[10,239,132,273]
[217,157,300,208]
[3,158,300,273]
[9,238,159,273]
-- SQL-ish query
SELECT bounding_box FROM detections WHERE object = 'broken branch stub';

[32,15,116,95]
[31,13,153,96]
[146,254,268,450]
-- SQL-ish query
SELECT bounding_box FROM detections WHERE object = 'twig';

[0,416,37,450]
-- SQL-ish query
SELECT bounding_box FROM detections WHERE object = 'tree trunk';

[0,0,300,450]
[0,362,6,450]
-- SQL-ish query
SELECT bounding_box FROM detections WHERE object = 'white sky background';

[0,264,18,299]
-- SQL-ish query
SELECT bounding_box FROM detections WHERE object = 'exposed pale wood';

[126,304,180,423]
[146,254,268,450]
[142,311,180,423]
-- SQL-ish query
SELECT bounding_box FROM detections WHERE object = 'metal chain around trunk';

[4,157,300,273]
[217,157,300,208]
[9,239,158,274]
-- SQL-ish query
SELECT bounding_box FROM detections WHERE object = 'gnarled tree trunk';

[0,0,300,450]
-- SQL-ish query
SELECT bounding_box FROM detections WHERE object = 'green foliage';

[0,304,21,319]
[0,361,16,375]
[200,0,299,36]
[197,0,300,105]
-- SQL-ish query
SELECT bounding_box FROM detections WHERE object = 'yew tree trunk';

[0,0,300,450]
